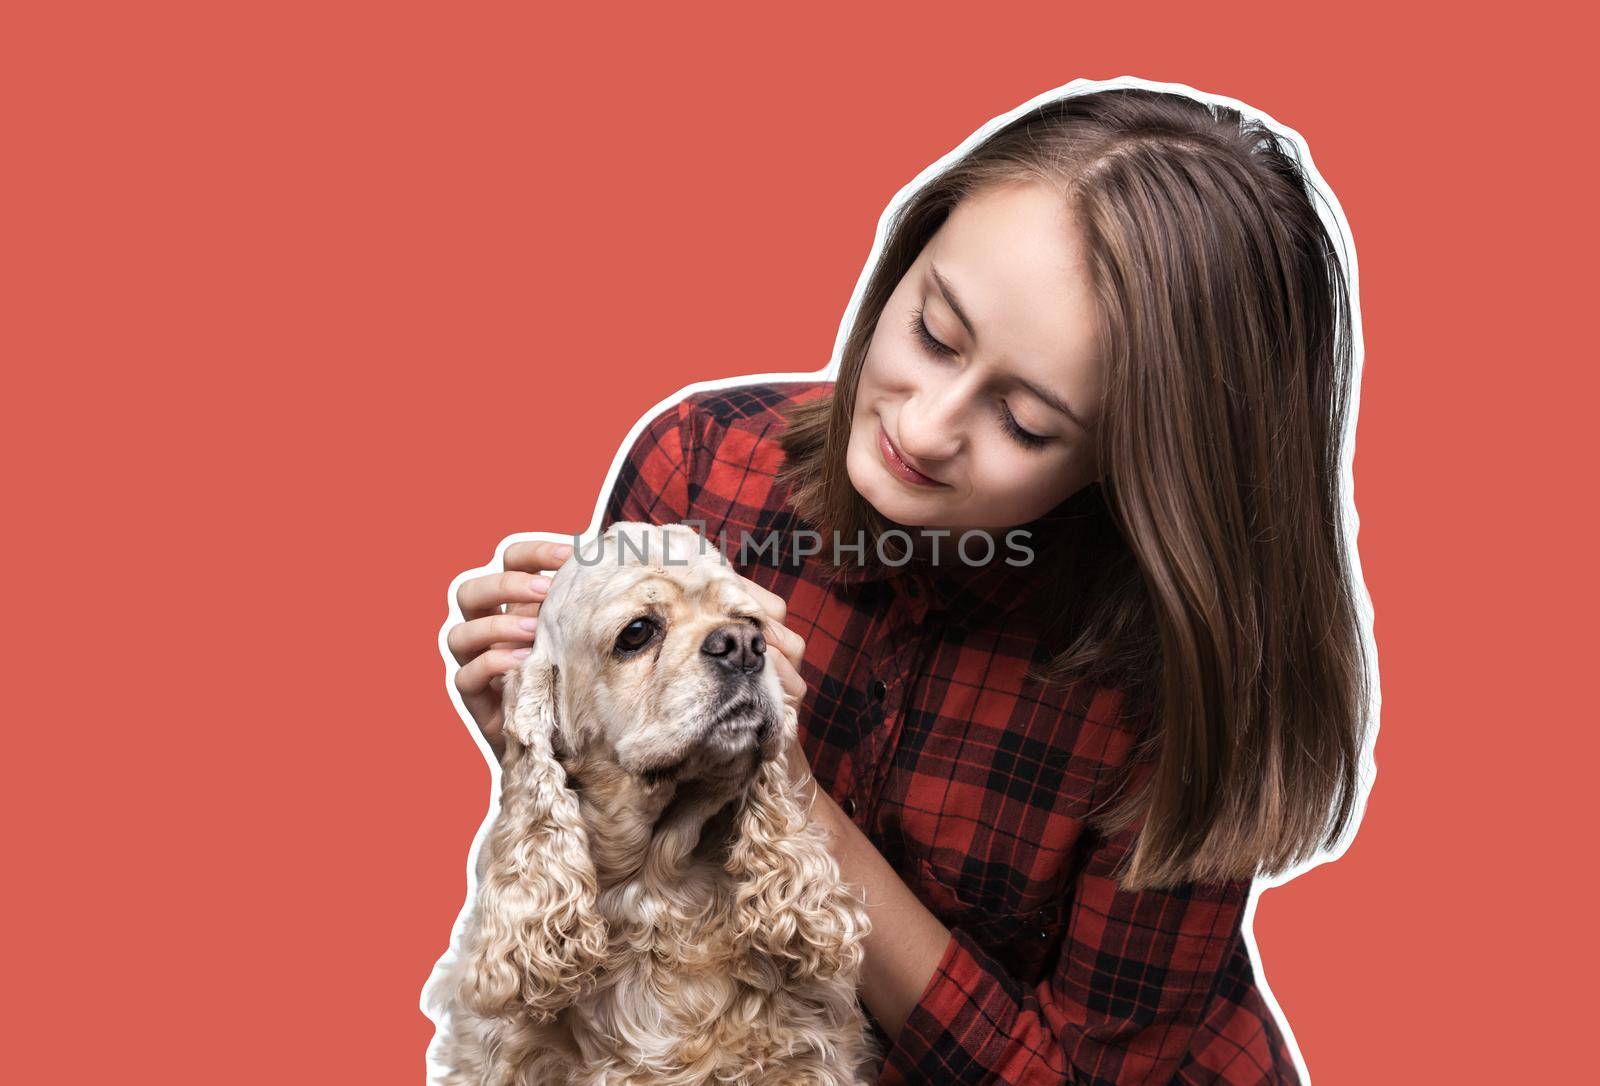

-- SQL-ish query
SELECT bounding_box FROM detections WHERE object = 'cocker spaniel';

[432,522,877,1085]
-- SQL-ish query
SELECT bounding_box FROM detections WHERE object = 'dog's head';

[511,520,786,789]
[459,523,863,1032]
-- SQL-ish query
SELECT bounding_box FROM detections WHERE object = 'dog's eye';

[614,617,658,654]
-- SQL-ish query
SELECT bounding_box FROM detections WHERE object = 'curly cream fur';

[431,524,878,1085]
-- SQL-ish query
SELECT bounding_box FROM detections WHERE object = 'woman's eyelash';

[907,305,954,356]
[906,304,1051,451]
[998,403,1049,449]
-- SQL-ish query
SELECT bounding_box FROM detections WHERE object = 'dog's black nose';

[700,623,766,674]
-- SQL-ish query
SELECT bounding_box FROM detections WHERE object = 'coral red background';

[5,4,1591,1083]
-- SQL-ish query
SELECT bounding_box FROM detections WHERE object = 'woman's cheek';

[967,453,1069,526]
[862,329,927,393]
[965,464,1029,525]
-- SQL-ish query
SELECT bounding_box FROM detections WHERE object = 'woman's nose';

[899,379,966,462]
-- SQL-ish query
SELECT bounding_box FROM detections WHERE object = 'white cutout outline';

[418,73,1379,1086]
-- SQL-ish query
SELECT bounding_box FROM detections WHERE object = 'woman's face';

[846,180,1104,538]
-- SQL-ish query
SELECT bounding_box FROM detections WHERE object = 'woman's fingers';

[446,612,540,666]
[455,646,532,702]
[503,539,575,575]
[762,618,805,674]
[769,644,806,710]
[444,538,571,757]
[736,575,787,626]
[727,569,802,672]
[456,538,572,620]
[457,569,552,621]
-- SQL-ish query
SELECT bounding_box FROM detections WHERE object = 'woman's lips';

[878,420,946,487]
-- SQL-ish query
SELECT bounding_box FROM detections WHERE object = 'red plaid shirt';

[598,380,1301,1085]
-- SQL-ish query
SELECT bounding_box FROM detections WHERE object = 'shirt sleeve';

[877,818,1254,1086]
[598,397,700,532]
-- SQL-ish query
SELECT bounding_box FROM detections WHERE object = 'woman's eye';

[998,402,1050,450]
[907,304,1051,452]
[614,617,657,653]
[906,305,955,357]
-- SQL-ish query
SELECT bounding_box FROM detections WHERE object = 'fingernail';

[528,575,551,592]
[516,617,538,632]
[554,543,574,558]
[511,647,532,658]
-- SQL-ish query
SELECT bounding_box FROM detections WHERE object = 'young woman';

[446,86,1373,1084]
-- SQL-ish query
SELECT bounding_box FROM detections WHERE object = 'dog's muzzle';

[700,622,766,676]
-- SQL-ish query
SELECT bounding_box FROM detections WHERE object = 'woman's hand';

[447,538,574,757]
[726,573,817,795]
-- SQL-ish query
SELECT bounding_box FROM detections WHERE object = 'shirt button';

[870,679,887,702]
[842,796,859,818]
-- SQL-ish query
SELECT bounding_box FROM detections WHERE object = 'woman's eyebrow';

[1015,376,1092,432]
[929,263,1092,432]
[929,265,980,342]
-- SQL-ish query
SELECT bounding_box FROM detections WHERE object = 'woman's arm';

[788,756,952,1043]
[782,734,1269,1086]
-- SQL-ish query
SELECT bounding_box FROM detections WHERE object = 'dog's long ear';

[725,707,870,985]
[456,646,608,1024]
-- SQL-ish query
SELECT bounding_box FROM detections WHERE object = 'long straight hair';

[777,87,1372,891]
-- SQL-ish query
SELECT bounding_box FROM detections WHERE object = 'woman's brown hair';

[776,87,1373,891]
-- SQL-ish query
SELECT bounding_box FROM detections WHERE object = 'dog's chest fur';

[554,865,807,1084]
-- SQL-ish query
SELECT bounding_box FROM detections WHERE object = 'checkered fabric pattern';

[598,380,1301,1085]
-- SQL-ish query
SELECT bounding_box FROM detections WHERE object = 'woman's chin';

[848,459,920,525]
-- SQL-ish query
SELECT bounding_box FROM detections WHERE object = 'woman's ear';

[454,645,608,1024]
[724,707,870,985]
